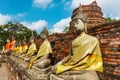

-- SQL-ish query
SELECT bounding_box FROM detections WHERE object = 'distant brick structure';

[70,1,105,29]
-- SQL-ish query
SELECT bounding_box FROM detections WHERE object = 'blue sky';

[0,0,120,33]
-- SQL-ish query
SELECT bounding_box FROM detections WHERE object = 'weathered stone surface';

[50,70,99,80]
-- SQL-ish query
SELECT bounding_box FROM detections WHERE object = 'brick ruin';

[71,1,105,29]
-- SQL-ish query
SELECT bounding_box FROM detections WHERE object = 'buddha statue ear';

[84,23,87,33]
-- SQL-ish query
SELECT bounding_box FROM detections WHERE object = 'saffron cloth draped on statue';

[29,39,52,67]
[56,32,103,74]
[26,43,36,57]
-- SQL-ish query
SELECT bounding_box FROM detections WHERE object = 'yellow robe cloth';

[56,32,103,74]
[15,46,22,55]
[29,39,52,68]
[22,44,28,52]
[17,44,28,55]
[11,40,16,50]
[26,43,37,57]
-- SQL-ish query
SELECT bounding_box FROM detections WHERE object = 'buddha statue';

[22,34,37,62]
[29,27,52,69]
[5,39,11,51]
[21,41,28,54]
[10,36,16,51]
[17,38,28,55]
[26,36,37,58]
[1,38,11,55]
[51,5,103,80]
[15,41,23,55]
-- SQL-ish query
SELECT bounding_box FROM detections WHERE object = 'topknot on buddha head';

[40,27,49,39]
[73,4,87,23]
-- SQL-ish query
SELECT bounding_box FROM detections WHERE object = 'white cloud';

[21,20,47,33]
[51,17,71,33]
[70,0,102,9]
[17,13,26,17]
[0,13,11,25]
[70,0,120,19]
[33,0,53,9]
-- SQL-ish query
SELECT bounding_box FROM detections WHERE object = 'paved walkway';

[0,63,9,80]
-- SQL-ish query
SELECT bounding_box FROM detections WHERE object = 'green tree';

[63,26,69,32]
[105,17,116,23]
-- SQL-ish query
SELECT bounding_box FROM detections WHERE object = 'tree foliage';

[105,17,117,23]
[63,26,69,32]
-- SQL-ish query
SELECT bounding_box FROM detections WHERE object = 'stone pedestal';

[50,70,99,80]
[7,54,52,80]
[27,66,51,80]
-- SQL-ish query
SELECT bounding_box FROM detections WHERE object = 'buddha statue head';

[73,4,87,34]
[11,35,16,41]
[6,38,10,43]
[30,32,34,43]
[40,27,48,40]
[23,36,27,44]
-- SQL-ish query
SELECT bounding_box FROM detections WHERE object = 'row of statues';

[1,8,103,80]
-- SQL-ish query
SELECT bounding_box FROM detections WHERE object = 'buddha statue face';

[74,19,85,32]
[23,41,26,44]
[7,39,10,43]
[40,33,47,40]
[30,39,34,43]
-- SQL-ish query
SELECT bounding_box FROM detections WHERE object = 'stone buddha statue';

[5,39,11,51]
[1,38,11,55]
[15,41,23,55]
[22,34,37,62]
[18,38,28,55]
[51,5,103,80]
[26,35,37,58]
[29,27,52,69]
[10,36,16,51]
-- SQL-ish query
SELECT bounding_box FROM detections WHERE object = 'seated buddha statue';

[0,38,11,55]
[10,36,16,51]
[51,6,103,80]
[22,35,37,62]
[17,40,28,56]
[29,27,52,69]
[5,39,11,51]
[22,41,28,54]
[15,41,23,55]
[26,37,37,58]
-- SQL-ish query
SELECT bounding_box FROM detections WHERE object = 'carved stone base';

[8,54,52,80]
[50,70,99,80]
[27,66,52,80]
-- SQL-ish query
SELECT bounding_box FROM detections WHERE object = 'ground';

[0,63,9,80]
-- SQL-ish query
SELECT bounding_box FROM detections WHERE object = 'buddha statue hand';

[51,61,62,73]
[29,62,33,69]
[34,59,51,69]
[56,61,62,68]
